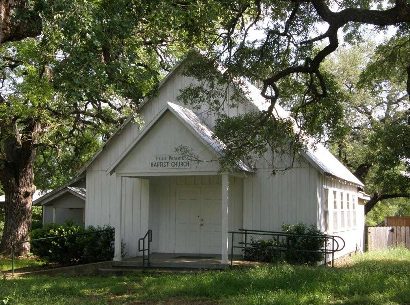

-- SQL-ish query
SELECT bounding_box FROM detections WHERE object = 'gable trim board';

[34,187,86,206]
[77,61,187,177]
[108,102,252,175]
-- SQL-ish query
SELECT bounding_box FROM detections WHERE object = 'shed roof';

[33,186,86,206]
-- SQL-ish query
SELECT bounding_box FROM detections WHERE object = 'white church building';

[75,59,367,264]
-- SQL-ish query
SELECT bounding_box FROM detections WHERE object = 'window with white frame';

[323,189,329,231]
[340,192,345,229]
[346,193,351,228]
[352,195,357,227]
[332,190,338,231]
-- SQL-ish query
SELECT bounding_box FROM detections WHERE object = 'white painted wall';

[115,112,220,176]
[243,161,320,232]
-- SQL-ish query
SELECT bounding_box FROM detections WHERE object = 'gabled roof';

[83,54,363,187]
[33,186,86,206]
[240,81,364,187]
[77,60,187,176]
[108,102,252,174]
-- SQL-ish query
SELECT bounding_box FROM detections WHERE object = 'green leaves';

[214,112,301,172]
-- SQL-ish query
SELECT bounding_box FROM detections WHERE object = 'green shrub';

[31,223,114,264]
[242,223,326,265]
[31,206,43,231]
[243,239,282,263]
[282,223,325,265]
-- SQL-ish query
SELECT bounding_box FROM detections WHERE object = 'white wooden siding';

[115,112,220,175]
[243,161,320,232]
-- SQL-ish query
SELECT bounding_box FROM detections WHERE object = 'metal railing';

[229,228,345,267]
[9,228,114,275]
[138,229,152,268]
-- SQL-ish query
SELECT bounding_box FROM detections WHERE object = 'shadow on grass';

[132,258,410,305]
[0,254,409,305]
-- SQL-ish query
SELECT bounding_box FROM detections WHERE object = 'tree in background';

[322,43,409,221]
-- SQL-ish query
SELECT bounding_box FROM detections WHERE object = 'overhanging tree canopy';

[181,0,409,212]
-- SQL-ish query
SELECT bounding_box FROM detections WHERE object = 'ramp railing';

[229,228,345,267]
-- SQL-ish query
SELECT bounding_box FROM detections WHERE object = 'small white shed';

[34,181,86,226]
[82,59,366,263]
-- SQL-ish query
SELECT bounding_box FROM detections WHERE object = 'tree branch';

[260,0,410,112]
[365,192,410,214]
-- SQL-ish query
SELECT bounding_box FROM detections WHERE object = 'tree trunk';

[0,119,40,255]
[0,0,42,44]
[0,171,35,255]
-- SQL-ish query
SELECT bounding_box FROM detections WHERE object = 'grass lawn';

[0,255,45,272]
[0,248,409,305]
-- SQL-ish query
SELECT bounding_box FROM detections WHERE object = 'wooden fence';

[367,226,410,251]
[385,216,410,227]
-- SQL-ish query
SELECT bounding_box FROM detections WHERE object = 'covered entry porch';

[113,174,244,265]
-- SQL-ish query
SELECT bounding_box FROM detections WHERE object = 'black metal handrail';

[229,228,345,267]
[138,229,152,268]
[9,228,114,275]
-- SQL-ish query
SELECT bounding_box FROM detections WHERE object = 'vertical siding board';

[252,175,261,230]
[243,178,252,229]
[260,172,270,230]
[109,175,117,226]
[141,179,149,237]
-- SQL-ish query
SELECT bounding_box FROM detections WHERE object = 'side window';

[332,190,338,231]
[352,195,357,227]
[323,189,329,231]
[340,192,345,229]
[346,193,351,228]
